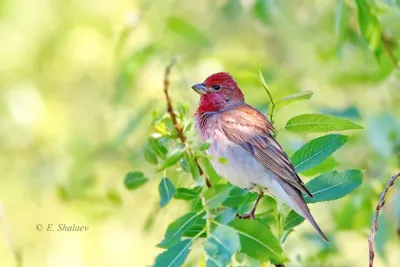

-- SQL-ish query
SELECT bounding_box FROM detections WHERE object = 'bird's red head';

[192,72,244,114]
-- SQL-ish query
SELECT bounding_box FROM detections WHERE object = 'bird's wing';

[219,104,313,197]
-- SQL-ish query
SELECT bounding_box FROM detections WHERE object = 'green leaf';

[143,145,158,165]
[159,178,176,207]
[148,138,168,159]
[257,69,274,104]
[283,210,305,231]
[107,189,122,206]
[291,134,348,173]
[177,103,189,119]
[257,210,277,226]
[284,170,363,230]
[174,187,202,200]
[179,158,190,173]
[335,192,373,230]
[167,16,210,46]
[355,0,382,58]
[205,225,241,266]
[285,114,363,133]
[143,204,161,233]
[191,197,204,212]
[303,170,363,203]
[227,220,284,264]
[197,156,222,184]
[335,0,348,45]
[204,184,233,209]
[158,211,205,248]
[253,0,271,22]
[184,152,201,182]
[154,239,192,267]
[183,121,194,133]
[159,147,185,171]
[124,171,148,190]
[214,208,237,225]
[182,224,207,238]
[198,142,211,152]
[278,91,313,104]
[182,215,206,238]
[223,188,257,207]
[302,156,337,176]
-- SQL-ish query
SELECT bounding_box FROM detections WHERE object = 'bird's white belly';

[199,121,301,216]
[207,132,275,190]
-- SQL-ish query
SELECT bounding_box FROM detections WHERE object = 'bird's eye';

[212,85,221,90]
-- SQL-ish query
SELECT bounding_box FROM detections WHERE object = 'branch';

[163,58,186,144]
[163,58,211,188]
[368,171,400,267]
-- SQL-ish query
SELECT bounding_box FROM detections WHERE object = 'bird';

[191,72,328,242]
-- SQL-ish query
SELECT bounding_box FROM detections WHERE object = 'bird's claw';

[236,211,256,220]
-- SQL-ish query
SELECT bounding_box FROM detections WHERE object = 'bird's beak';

[191,83,207,95]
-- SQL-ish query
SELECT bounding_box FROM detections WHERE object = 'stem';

[201,190,213,236]
[273,127,284,138]
[265,89,276,126]
[200,189,213,264]
[269,102,276,125]
[192,229,207,242]
[162,58,211,187]
[368,172,400,267]
[258,71,276,125]
[276,209,283,242]
[280,230,292,244]
[163,58,186,144]
[264,85,275,108]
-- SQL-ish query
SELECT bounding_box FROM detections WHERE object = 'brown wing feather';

[219,104,313,198]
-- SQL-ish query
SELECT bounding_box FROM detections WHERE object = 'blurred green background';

[0,0,399,266]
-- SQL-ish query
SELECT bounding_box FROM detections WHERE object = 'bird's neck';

[195,93,244,115]
[196,94,223,114]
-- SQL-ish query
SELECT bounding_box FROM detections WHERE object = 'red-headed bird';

[192,72,328,242]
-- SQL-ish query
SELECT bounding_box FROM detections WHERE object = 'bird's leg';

[236,191,264,220]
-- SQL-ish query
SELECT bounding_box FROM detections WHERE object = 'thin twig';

[163,58,186,143]
[162,58,211,188]
[368,171,400,267]
[269,101,277,126]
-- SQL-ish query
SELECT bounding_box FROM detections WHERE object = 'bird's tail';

[271,178,329,242]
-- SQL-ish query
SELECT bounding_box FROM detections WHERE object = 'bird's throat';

[196,93,225,114]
